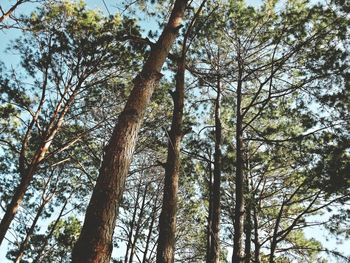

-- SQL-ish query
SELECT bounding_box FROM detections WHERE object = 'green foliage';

[7,216,81,263]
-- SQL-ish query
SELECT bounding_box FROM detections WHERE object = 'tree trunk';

[0,169,34,246]
[233,70,245,263]
[142,200,157,263]
[244,202,252,263]
[156,53,185,263]
[244,168,252,263]
[206,162,213,263]
[209,77,222,263]
[72,1,188,262]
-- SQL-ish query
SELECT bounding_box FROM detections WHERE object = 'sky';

[0,0,349,262]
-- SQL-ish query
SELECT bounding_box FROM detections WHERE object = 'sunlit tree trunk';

[233,67,245,263]
[209,77,222,263]
[72,1,188,262]
[156,52,185,263]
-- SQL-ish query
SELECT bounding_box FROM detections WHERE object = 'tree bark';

[0,168,34,246]
[72,1,188,262]
[156,53,185,263]
[209,77,222,263]
[244,202,252,263]
[14,170,58,262]
[206,162,213,263]
[232,69,245,263]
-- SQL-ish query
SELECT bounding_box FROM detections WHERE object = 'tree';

[185,0,349,262]
[0,0,142,247]
[71,1,189,262]
[156,2,207,262]
[1,0,349,261]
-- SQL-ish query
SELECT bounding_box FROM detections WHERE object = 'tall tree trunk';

[244,202,252,263]
[233,69,245,263]
[156,53,185,263]
[72,1,188,262]
[156,2,208,261]
[244,169,252,263]
[206,162,213,263]
[14,169,59,262]
[209,77,222,263]
[0,168,34,246]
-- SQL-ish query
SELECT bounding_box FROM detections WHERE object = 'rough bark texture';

[72,1,188,262]
[233,70,245,263]
[209,78,222,263]
[156,56,185,263]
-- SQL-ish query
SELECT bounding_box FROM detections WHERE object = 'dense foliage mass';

[0,0,349,262]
